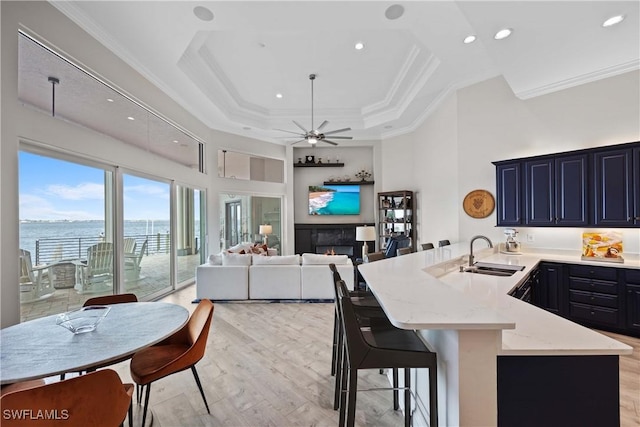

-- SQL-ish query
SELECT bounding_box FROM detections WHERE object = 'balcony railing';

[34,233,170,265]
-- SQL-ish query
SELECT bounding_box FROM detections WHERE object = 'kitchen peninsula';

[357,243,634,427]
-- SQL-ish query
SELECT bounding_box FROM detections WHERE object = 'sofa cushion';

[222,252,252,266]
[208,253,222,265]
[301,253,350,265]
[252,255,300,265]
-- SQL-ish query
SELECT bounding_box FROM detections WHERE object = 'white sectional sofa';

[196,252,354,301]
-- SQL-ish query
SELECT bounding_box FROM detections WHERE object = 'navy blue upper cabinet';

[494,141,638,228]
[524,155,588,226]
[593,148,634,226]
[495,162,522,226]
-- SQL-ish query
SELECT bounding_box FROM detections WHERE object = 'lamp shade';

[259,225,273,235]
[355,226,376,242]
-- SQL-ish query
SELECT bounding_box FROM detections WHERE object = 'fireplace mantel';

[294,223,375,260]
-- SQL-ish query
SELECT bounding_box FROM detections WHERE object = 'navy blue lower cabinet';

[497,355,620,427]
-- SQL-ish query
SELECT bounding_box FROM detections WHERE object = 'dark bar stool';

[438,240,450,247]
[328,264,400,412]
[336,280,438,427]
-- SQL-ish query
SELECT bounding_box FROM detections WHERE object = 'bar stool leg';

[429,365,438,427]
[404,369,411,427]
[339,354,349,427]
[393,368,399,410]
[334,337,344,410]
[331,310,339,376]
[346,367,358,427]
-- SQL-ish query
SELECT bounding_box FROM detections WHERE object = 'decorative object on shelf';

[355,226,376,261]
[305,155,315,164]
[298,158,302,164]
[318,158,322,164]
[259,224,272,246]
[355,169,372,182]
[581,231,624,263]
[463,189,495,219]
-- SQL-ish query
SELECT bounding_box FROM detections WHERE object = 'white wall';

[380,71,640,255]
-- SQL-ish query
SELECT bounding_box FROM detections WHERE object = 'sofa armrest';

[196,264,249,300]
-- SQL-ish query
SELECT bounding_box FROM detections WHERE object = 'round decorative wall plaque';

[463,189,495,219]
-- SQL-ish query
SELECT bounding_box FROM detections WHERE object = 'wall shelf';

[294,162,344,168]
[323,181,374,186]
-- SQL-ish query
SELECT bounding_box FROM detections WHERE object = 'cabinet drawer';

[570,302,619,327]
[625,269,640,284]
[569,277,617,295]
[569,265,617,281]
[569,290,618,309]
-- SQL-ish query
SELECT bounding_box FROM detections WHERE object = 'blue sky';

[19,152,170,221]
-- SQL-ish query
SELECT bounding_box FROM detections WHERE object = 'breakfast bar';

[358,243,634,427]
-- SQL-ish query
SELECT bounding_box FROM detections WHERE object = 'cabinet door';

[496,163,522,226]
[524,159,554,225]
[555,154,588,226]
[633,147,640,226]
[593,148,633,226]
[538,263,564,315]
[625,284,640,333]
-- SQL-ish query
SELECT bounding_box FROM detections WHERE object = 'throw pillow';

[208,253,222,265]
[221,252,252,266]
[301,253,349,265]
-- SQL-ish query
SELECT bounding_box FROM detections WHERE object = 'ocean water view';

[20,220,172,261]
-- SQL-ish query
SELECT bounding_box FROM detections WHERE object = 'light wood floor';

[108,285,640,427]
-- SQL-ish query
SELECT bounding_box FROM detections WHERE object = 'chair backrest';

[336,280,369,359]
[124,237,137,254]
[83,293,138,307]
[0,369,131,426]
[384,235,410,258]
[86,242,113,276]
[328,263,342,287]
[421,243,435,251]
[397,247,412,256]
[18,249,34,284]
[135,240,148,264]
[438,240,451,247]
[366,252,385,262]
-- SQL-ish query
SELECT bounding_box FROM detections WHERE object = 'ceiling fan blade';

[290,139,306,145]
[292,120,308,133]
[324,136,353,140]
[275,128,305,136]
[323,127,351,135]
[317,120,329,130]
[322,139,339,146]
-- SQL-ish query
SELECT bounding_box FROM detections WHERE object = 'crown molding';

[515,59,640,100]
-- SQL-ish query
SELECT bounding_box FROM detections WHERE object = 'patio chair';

[125,239,147,282]
[19,249,55,303]
[77,242,114,293]
[124,237,137,255]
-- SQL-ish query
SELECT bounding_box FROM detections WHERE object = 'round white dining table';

[0,302,189,385]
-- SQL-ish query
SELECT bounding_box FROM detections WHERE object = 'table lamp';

[259,224,272,246]
[355,226,376,261]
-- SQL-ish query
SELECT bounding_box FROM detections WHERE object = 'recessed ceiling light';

[276,93,283,99]
[193,6,214,22]
[494,28,513,40]
[385,4,405,20]
[355,42,365,50]
[463,35,477,44]
[106,98,114,102]
[127,116,135,121]
[602,15,625,27]
[173,140,179,144]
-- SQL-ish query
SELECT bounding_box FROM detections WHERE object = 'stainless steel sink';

[462,262,525,277]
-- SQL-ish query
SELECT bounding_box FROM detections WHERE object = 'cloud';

[45,182,105,200]
[19,194,102,221]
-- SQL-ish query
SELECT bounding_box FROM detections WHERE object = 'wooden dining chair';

[130,299,214,427]
[397,247,412,256]
[421,243,435,250]
[0,369,133,427]
[83,293,138,306]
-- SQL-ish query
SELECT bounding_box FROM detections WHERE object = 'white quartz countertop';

[358,243,634,356]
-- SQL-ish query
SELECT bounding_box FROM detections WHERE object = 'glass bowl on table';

[56,306,111,334]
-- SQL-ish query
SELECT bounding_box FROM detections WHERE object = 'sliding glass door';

[176,186,205,286]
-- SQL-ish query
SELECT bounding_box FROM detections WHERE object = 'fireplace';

[295,223,374,260]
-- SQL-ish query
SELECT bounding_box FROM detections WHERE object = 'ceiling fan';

[277,74,352,146]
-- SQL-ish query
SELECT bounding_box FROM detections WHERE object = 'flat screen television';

[309,185,360,215]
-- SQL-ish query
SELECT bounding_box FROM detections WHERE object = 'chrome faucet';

[469,235,493,266]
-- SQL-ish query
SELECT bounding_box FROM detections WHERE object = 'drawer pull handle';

[590,296,595,301]
[589,270,595,275]
[590,311,595,315]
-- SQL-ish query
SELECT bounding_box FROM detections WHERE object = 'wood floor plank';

[108,285,639,427]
